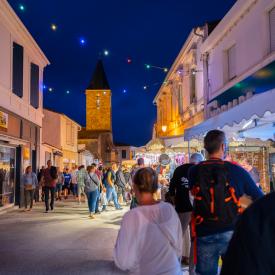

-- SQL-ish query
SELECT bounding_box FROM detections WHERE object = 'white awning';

[184,89,275,141]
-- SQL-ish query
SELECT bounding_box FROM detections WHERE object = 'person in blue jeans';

[84,165,101,219]
[189,130,263,275]
[106,163,122,210]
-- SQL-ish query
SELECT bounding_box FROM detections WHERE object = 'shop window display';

[0,146,15,207]
[229,146,269,193]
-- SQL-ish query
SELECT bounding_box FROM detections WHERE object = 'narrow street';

[0,201,189,275]
[0,201,127,275]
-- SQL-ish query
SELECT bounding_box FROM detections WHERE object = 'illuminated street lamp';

[162,125,167,133]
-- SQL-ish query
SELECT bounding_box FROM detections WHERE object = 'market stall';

[184,89,275,192]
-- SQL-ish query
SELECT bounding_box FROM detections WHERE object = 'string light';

[51,24,57,31]
[79,38,86,45]
[43,85,47,90]
[104,50,109,56]
[127,58,132,64]
[143,86,148,90]
[145,64,168,72]
[19,4,25,11]
[48,87,53,92]
[123,89,127,94]
[66,90,70,94]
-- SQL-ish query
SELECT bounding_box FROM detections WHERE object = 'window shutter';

[228,45,236,80]
[12,43,24,97]
[270,7,275,52]
[30,63,39,108]
[178,85,183,115]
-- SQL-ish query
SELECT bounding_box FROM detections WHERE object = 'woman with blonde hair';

[114,167,183,275]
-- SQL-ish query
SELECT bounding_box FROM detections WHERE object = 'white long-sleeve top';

[113,201,183,275]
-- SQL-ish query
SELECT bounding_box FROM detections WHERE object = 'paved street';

[0,201,189,275]
[0,201,127,275]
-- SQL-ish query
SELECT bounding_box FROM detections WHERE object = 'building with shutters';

[78,60,117,164]
[0,0,49,208]
[41,109,81,170]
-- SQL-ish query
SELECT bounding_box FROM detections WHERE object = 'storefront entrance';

[0,145,15,207]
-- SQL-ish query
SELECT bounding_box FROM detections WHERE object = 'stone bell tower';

[86,60,112,131]
[78,60,116,163]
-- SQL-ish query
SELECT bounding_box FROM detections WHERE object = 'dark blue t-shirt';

[63,173,71,186]
[189,160,264,237]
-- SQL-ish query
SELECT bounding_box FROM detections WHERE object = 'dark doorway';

[15,146,22,206]
[32,150,37,173]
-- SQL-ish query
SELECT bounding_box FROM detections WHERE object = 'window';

[190,73,196,104]
[270,7,275,52]
[66,121,72,145]
[227,45,236,80]
[0,146,15,207]
[178,85,183,115]
[12,42,24,97]
[45,152,51,165]
[122,150,127,159]
[30,63,39,108]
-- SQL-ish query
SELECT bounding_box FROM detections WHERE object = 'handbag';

[25,184,33,191]
[24,173,34,190]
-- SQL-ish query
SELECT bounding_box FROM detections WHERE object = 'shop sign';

[23,147,30,160]
[0,111,8,129]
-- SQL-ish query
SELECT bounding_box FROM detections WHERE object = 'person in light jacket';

[84,165,100,219]
[114,167,183,275]
[21,166,38,211]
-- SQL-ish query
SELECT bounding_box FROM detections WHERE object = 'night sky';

[8,0,236,146]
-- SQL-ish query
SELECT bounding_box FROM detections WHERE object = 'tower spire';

[87,60,110,90]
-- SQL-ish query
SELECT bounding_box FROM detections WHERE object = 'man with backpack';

[169,152,204,265]
[188,130,263,275]
[42,160,58,213]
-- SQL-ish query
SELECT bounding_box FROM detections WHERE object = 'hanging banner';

[0,111,8,129]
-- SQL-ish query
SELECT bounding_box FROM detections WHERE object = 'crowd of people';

[21,160,135,216]
[20,129,274,274]
[113,130,272,275]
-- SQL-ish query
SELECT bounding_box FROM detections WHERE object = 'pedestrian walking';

[114,167,183,275]
[71,166,78,198]
[56,167,64,201]
[63,168,71,199]
[21,166,38,211]
[106,163,122,210]
[37,166,45,201]
[169,152,204,266]
[77,165,87,204]
[188,130,264,275]
[115,165,127,204]
[84,165,100,219]
[42,160,58,213]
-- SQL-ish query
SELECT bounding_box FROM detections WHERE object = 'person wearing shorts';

[56,168,64,200]
[63,168,71,199]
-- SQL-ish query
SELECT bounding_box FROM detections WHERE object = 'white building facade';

[0,0,49,208]
[185,0,275,192]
